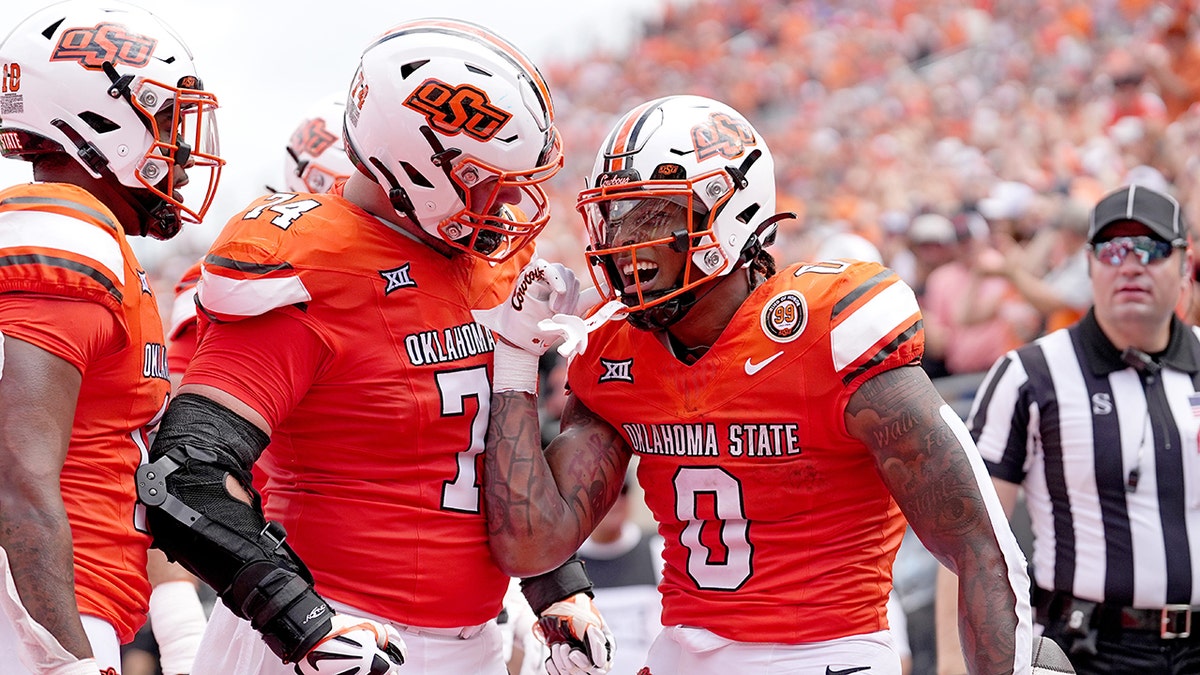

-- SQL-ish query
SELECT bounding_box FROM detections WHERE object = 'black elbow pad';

[136,393,331,662]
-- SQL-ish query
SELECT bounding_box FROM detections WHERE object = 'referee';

[937,184,1200,674]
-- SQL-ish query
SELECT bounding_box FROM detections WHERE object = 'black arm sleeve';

[519,555,595,615]
[137,393,333,663]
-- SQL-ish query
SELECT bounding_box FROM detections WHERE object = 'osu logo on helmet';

[50,22,158,70]
[289,118,338,158]
[403,78,512,142]
[691,112,755,162]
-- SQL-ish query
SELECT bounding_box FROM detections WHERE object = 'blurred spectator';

[923,207,1041,375]
[1145,10,1200,122]
[905,213,962,378]
[976,197,1094,333]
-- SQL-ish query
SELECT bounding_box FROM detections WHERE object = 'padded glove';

[535,593,614,675]
[293,614,406,675]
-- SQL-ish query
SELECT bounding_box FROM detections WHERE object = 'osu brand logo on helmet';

[50,22,158,70]
[289,117,338,158]
[692,111,755,162]
[403,78,513,141]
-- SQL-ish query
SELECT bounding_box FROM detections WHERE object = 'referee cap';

[1088,184,1187,245]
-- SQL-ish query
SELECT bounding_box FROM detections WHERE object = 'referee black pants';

[1043,617,1200,674]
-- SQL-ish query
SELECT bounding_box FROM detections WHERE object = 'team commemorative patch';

[760,290,807,343]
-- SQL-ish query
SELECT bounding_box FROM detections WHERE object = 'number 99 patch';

[760,290,807,343]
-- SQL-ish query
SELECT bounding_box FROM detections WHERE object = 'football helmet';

[577,95,781,329]
[0,0,222,239]
[343,18,562,262]
[282,95,354,194]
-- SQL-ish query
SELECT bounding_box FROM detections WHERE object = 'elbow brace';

[136,393,332,663]
[519,555,594,616]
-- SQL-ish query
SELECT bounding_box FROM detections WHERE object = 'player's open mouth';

[621,260,659,290]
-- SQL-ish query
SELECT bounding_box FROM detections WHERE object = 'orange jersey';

[0,183,168,642]
[184,187,529,627]
[568,260,922,643]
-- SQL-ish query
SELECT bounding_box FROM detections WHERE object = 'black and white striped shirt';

[969,309,1200,608]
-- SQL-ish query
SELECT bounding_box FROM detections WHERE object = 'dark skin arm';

[845,365,1022,675]
[484,390,632,577]
[0,336,91,659]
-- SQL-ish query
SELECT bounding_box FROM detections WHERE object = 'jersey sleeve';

[181,308,331,430]
[194,195,321,324]
[0,185,129,319]
[821,261,924,390]
[0,294,123,373]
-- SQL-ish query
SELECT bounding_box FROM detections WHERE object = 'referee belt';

[1035,587,1197,640]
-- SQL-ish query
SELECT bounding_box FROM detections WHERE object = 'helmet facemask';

[580,172,727,329]
[120,74,222,238]
[577,96,782,330]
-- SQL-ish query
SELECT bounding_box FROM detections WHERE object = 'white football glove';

[293,614,406,675]
[1031,636,1076,674]
[534,593,614,675]
[473,259,586,356]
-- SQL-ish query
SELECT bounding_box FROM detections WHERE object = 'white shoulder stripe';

[198,270,312,318]
[830,280,919,372]
[0,209,124,281]
[168,286,198,338]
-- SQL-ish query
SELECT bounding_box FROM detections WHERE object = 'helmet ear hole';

[400,161,434,189]
[79,112,120,134]
[736,203,760,224]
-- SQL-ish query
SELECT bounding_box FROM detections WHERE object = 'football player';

[476,95,1064,673]
[0,1,223,673]
[166,96,355,386]
[139,18,609,675]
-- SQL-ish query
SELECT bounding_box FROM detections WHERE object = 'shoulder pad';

[784,260,924,377]
[195,193,351,321]
[0,184,128,311]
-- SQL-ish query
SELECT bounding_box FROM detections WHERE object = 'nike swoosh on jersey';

[825,667,871,675]
[744,351,784,376]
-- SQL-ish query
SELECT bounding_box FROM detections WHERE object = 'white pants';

[644,625,901,675]
[0,544,120,673]
[193,600,506,674]
[0,613,120,674]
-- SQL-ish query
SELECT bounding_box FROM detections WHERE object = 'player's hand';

[473,258,585,355]
[534,593,614,675]
[293,614,406,675]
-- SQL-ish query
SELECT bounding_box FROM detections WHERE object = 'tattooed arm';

[484,390,633,577]
[845,365,1032,675]
[0,336,92,659]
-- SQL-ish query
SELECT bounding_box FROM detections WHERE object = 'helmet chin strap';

[50,118,179,238]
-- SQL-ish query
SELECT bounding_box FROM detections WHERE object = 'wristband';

[520,556,594,615]
[492,340,540,394]
[149,580,206,675]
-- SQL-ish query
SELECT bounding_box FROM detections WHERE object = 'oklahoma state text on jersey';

[0,183,168,642]
[568,260,924,643]
[185,187,529,628]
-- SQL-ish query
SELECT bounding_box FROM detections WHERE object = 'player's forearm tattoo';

[484,391,624,558]
[848,367,1019,674]
[485,391,549,539]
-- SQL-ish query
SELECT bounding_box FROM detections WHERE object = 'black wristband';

[519,555,594,615]
[229,560,332,662]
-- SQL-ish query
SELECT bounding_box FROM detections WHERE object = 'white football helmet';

[577,95,782,329]
[0,0,223,239]
[282,95,354,194]
[343,18,562,262]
